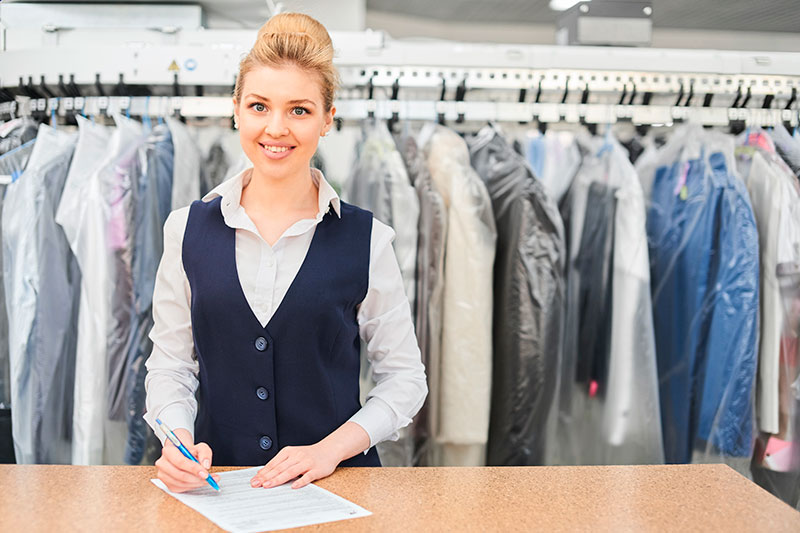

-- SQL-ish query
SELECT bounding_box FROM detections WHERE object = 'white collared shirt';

[143,167,427,451]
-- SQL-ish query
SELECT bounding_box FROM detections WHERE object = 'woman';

[144,12,427,493]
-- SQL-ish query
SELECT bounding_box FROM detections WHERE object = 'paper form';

[151,466,371,532]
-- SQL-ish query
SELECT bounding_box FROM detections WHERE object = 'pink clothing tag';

[589,380,599,398]
[673,161,690,197]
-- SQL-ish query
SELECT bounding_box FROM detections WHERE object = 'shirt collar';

[203,167,342,224]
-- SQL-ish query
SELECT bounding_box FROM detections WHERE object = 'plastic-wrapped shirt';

[468,125,565,466]
[0,140,35,408]
[395,132,447,466]
[57,115,144,465]
[4,124,80,464]
[559,134,663,465]
[647,127,759,463]
[420,124,496,466]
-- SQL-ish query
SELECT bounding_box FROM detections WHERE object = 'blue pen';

[156,418,221,491]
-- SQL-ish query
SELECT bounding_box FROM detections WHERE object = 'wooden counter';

[1,464,798,531]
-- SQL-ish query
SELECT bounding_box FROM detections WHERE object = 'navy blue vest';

[182,196,381,467]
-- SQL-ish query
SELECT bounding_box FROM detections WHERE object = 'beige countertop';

[1,463,798,531]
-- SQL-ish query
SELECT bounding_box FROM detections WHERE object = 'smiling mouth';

[259,143,295,153]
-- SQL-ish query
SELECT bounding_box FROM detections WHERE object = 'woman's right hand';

[155,428,220,493]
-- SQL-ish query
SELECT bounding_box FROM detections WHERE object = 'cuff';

[347,397,401,453]
[144,404,196,446]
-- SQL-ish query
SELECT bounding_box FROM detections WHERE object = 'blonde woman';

[144,12,427,493]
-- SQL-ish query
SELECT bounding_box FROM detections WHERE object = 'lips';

[258,142,295,160]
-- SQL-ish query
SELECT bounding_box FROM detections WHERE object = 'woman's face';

[234,63,334,181]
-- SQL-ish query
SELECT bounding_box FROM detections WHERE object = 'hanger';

[436,76,447,126]
[387,77,400,133]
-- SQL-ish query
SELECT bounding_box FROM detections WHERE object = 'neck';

[243,166,317,215]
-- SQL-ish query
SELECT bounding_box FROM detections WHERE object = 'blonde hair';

[233,13,338,112]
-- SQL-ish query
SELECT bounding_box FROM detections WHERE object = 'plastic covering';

[466,125,565,466]
[638,124,759,464]
[736,129,800,508]
[524,129,582,205]
[0,140,35,409]
[394,130,446,466]
[418,123,496,466]
[57,115,144,465]
[556,132,663,465]
[3,124,79,464]
[344,119,419,466]
[124,123,174,465]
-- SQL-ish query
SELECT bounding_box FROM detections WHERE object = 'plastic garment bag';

[4,124,79,464]
[644,125,759,464]
[467,125,565,466]
[0,140,35,408]
[557,133,663,465]
[394,131,447,466]
[125,124,174,465]
[524,130,581,205]
[166,117,201,210]
[770,123,800,178]
[737,132,800,508]
[57,115,144,465]
[0,117,38,155]
[419,123,496,466]
[345,119,419,466]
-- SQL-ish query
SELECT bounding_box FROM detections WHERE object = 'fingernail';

[262,480,271,488]
[203,459,210,469]
[198,471,208,479]
[251,479,260,487]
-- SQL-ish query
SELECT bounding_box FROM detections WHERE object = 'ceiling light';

[549,0,589,11]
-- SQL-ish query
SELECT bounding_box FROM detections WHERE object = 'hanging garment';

[4,124,79,464]
[420,123,496,466]
[0,117,38,156]
[0,140,35,409]
[646,126,759,463]
[124,123,174,465]
[736,139,800,435]
[395,131,447,466]
[106,130,140,422]
[524,130,581,205]
[468,125,565,466]
[559,134,663,465]
[345,120,420,466]
[166,117,201,210]
[770,123,800,178]
[57,115,144,465]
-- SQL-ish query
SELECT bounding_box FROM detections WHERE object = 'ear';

[321,105,336,136]
[232,97,240,126]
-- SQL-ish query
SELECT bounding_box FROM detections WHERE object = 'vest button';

[255,336,268,352]
[256,386,269,400]
[259,435,273,450]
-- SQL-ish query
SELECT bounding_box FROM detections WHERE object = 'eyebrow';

[245,94,317,107]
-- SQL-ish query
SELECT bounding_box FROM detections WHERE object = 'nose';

[264,112,289,137]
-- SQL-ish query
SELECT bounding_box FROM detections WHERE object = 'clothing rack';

[1,30,799,127]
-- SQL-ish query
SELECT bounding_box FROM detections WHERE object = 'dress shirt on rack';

[124,123,174,465]
[420,123,496,467]
[166,117,201,210]
[557,133,663,466]
[394,130,447,466]
[4,124,79,464]
[468,124,566,466]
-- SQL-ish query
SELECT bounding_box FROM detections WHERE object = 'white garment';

[743,150,800,434]
[143,167,427,450]
[57,115,144,464]
[421,124,496,463]
[166,117,201,210]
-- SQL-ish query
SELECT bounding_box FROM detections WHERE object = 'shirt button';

[256,387,269,400]
[255,336,268,351]
[259,436,273,451]
[266,257,275,267]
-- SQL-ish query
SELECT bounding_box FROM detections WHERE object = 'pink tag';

[673,161,689,196]
[589,380,598,398]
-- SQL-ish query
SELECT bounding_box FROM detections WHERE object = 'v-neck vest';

[182,196,380,467]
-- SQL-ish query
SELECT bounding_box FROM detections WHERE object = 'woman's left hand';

[250,442,340,490]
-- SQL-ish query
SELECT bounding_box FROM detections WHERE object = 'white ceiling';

[4,0,800,33]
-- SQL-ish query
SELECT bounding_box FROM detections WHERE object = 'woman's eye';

[291,107,309,116]
[251,102,265,112]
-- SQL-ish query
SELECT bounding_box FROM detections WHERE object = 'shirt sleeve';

[348,218,428,449]
[143,207,199,445]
